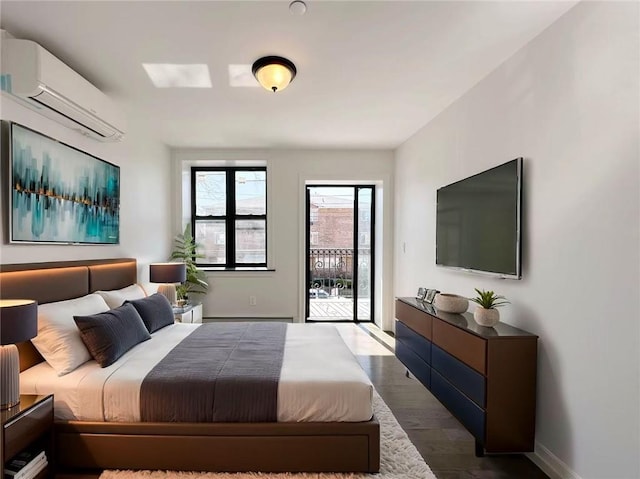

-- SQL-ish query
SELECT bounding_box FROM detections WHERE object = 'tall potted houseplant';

[169,224,209,303]
[470,288,509,327]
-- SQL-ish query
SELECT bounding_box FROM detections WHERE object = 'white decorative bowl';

[434,293,469,314]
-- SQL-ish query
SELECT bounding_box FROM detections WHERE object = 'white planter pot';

[473,307,500,327]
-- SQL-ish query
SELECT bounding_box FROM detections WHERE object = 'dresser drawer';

[396,320,431,364]
[432,345,485,408]
[433,319,486,374]
[431,370,485,441]
[3,396,53,461]
[395,300,432,340]
[396,340,431,389]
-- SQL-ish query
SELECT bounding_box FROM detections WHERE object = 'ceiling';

[0,1,577,149]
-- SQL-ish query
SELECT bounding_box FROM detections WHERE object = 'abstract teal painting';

[10,123,120,244]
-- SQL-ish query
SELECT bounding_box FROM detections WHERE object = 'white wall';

[394,2,639,479]
[173,148,395,327]
[0,97,173,279]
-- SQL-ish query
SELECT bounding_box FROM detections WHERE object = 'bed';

[0,258,380,473]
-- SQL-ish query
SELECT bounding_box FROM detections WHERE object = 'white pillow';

[32,293,110,376]
[139,282,159,296]
[96,284,147,309]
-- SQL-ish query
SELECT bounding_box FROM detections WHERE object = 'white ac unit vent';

[0,38,126,141]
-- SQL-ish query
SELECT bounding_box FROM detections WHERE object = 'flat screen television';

[436,158,522,279]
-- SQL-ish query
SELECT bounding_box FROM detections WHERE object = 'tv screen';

[9,122,120,244]
[436,158,522,279]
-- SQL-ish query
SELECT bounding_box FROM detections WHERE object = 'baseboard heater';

[204,317,294,323]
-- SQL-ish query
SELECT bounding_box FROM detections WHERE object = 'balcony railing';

[309,248,351,297]
[308,248,370,298]
[308,248,372,320]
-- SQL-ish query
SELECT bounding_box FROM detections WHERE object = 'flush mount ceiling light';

[251,56,297,93]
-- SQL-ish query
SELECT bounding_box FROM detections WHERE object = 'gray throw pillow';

[126,293,175,333]
[74,303,151,368]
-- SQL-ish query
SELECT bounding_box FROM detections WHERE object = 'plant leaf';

[471,288,510,308]
[168,223,209,298]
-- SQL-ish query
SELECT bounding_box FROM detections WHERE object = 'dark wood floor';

[355,329,549,479]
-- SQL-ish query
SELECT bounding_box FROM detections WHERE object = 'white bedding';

[20,323,373,423]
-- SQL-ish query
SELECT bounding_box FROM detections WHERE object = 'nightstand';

[173,303,203,324]
[1,394,54,478]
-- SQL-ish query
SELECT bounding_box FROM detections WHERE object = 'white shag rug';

[101,392,436,479]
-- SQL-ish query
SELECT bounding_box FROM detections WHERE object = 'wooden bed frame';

[0,258,380,473]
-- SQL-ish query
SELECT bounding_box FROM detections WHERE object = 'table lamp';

[0,299,38,410]
[149,263,187,305]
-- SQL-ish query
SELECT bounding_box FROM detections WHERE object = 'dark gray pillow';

[74,303,151,368]
[126,293,175,333]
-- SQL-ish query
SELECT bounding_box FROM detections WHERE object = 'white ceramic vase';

[473,307,500,327]
[434,293,469,314]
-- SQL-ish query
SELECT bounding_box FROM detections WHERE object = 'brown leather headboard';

[89,261,137,292]
[0,267,90,304]
[0,258,137,371]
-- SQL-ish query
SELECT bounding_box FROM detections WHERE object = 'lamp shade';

[150,263,187,284]
[0,299,38,345]
[252,56,297,92]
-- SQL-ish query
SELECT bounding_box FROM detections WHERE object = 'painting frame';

[8,122,120,245]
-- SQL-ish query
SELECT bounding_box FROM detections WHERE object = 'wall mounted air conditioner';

[1,38,126,141]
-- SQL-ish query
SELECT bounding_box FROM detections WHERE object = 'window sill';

[200,266,276,273]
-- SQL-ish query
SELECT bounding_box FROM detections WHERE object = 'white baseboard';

[527,441,583,479]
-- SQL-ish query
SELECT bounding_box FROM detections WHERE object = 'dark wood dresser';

[395,297,538,455]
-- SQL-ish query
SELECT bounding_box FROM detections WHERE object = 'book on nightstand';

[4,448,47,479]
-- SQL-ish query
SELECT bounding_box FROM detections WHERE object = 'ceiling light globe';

[256,64,292,92]
[252,56,297,93]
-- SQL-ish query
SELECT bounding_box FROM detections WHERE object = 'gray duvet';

[139,322,287,422]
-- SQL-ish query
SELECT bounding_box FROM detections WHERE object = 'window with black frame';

[191,167,267,267]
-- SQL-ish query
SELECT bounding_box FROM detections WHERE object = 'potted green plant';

[169,224,209,304]
[469,288,509,327]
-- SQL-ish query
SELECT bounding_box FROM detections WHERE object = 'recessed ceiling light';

[142,63,212,88]
[228,64,259,87]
